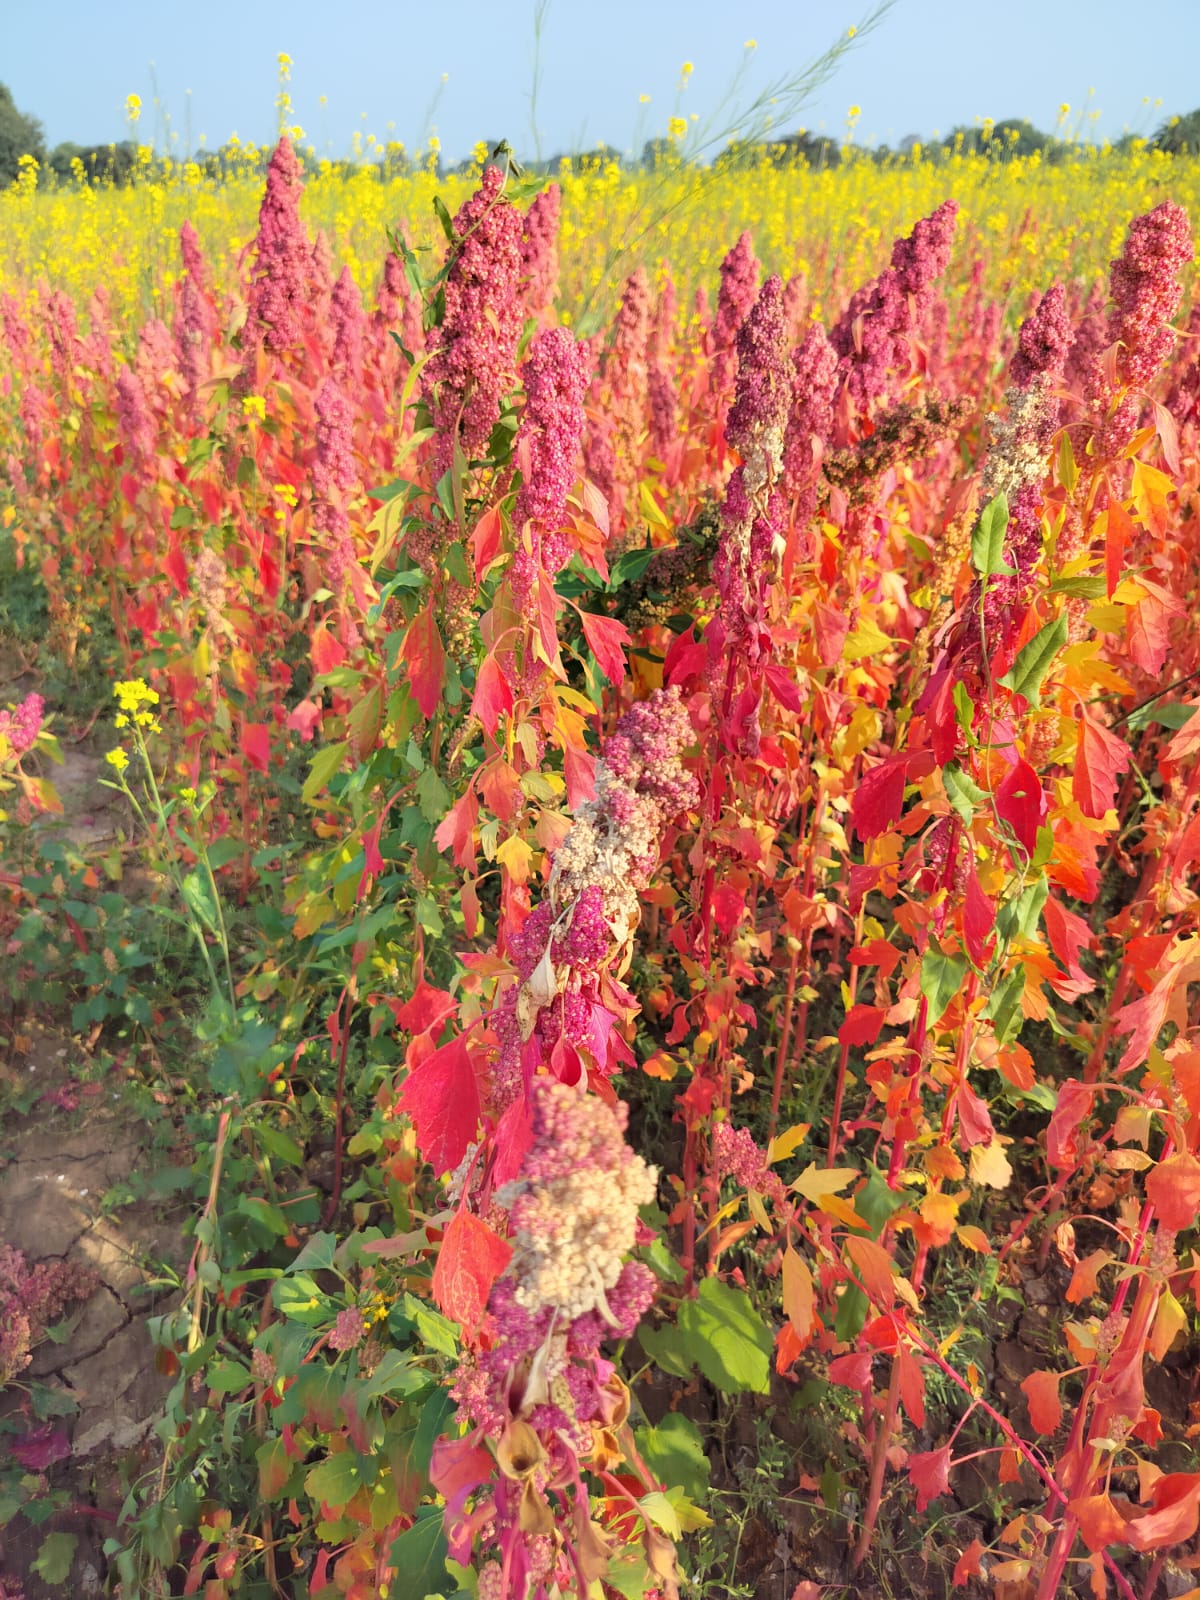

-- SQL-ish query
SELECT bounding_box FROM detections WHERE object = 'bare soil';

[0,1029,185,1599]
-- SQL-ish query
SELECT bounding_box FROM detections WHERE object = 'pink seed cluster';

[520,184,561,318]
[0,1244,98,1386]
[832,200,958,410]
[511,326,592,596]
[713,275,790,633]
[330,266,366,387]
[0,692,44,757]
[1093,200,1193,456]
[712,1120,785,1202]
[491,689,697,1110]
[782,321,841,534]
[116,367,157,472]
[710,230,761,396]
[245,139,313,358]
[424,165,525,479]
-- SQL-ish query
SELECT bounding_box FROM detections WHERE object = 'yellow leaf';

[816,1194,867,1230]
[1131,458,1173,535]
[1149,1288,1186,1362]
[495,833,534,885]
[696,1197,742,1243]
[769,1123,811,1165]
[918,1189,961,1246]
[841,615,891,662]
[969,1139,1013,1190]
[791,1163,859,1203]
[641,1051,676,1081]
[638,480,671,530]
[956,1225,992,1254]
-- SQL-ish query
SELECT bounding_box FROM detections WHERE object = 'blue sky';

[6,0,1199,162]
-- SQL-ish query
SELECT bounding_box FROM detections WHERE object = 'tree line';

[4,80,1200,189]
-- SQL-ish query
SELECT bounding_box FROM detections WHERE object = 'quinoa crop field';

[3,71,1200,1600]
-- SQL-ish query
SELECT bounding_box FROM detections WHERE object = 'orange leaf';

[1073,710,1131,820]
[846,1235,897,1309]
[1021,1368,1063,1433]
[1146,1152,1200,1232]
[782,1246,816,1345]
[1069,1492,1130,1554]
[955,1225,992,1254]
[1066,1249,1112,1304]
[916,1190,960,1248]
[1125,1472,1200,1553]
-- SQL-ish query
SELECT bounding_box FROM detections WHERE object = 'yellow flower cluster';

[113,678,162,734]
[1,140,1195,334]
[358,1292,389,1329]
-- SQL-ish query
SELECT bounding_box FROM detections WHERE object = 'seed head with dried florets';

[506,1080,657,1322]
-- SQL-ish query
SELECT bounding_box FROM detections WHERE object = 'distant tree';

[640,136,676,171]
[941,119,1054,160]
[48,140,139,185]
[0,82,46,185]
[714,131,841,173]
[48,141,85,181]
[549,144,621,175]
[1154,109,1200,154]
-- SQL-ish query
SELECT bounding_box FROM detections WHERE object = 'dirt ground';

[0,1028,185,1599]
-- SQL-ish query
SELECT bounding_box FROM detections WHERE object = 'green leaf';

[636,1321,696,1380]
[273,1272,327,1326]
[401,1295,458,1358]
[640,1236,685,1284]
[432,194,456,245]
[415,765,453,823]
[388,1508,450,1600]
[302,740,349,806]
[305,1450,367,1508]
[290,1230,339,1274]
[1057,428,1078,494]
[952,681,976,739]
[33,1532,77,1585]
[639,1490,681,1539]
[677,1278,772,1395]
[1127,699,1197,733]
[636,1413,710,1500]
[1050,573,1106,600]
[255,1124,304,1168]
[443,540,471,587]
[179,868,219,934]
[362,1349,426,1402]
[609,544,656,588]
[995,876,1047,943]
[919,948,966,1024]
[984,967,1025,1046]
[942,761,988,825]
[206,1360,252,1395]
[971,492,1014,578]
[998,615,1068,705]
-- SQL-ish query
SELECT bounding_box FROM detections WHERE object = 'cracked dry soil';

[1,1032,187,1598]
